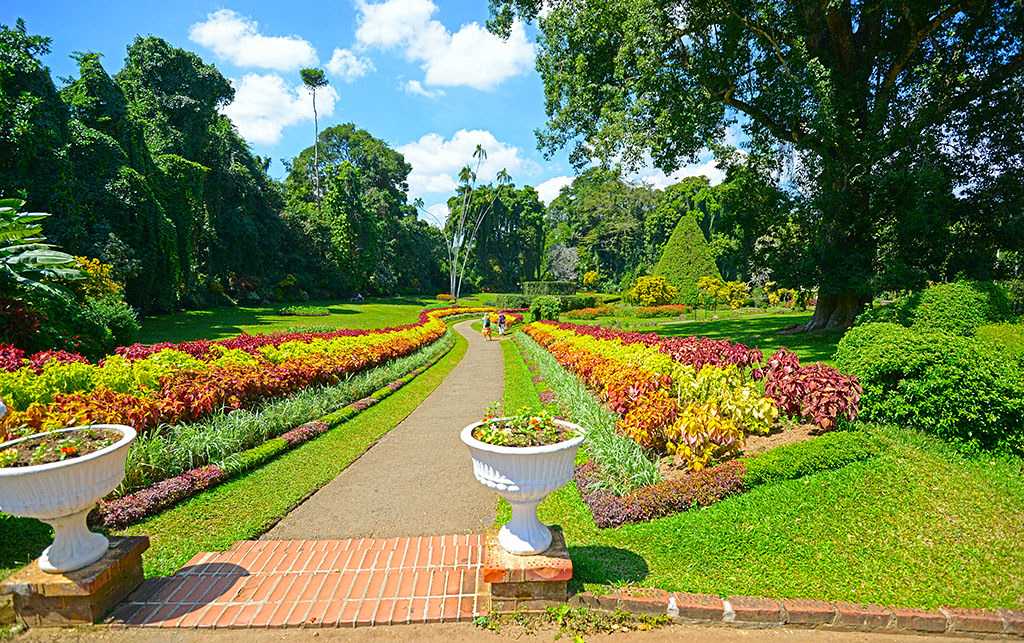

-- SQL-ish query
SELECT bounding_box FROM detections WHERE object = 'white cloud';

[397,129,534,198]
[355,0,534,90]
[403,79,445,99]
[189,9,318,71]
[633,158,725,189]
[326,48,374,81]
[222,73,338,145]
[534,175,573,204]
[422,202,449,227]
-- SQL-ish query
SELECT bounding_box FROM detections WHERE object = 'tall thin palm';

[300,68,330,208]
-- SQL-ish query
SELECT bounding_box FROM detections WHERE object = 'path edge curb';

[567,588,1024,638]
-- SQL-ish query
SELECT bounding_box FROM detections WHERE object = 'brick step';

[109,535,486,628]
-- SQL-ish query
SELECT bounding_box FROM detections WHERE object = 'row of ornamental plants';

[0,307,521,439]
[523,321,861,471]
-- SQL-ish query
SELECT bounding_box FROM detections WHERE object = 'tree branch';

[875,3,963,112]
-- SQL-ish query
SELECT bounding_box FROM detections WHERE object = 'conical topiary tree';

[652,214,721,304]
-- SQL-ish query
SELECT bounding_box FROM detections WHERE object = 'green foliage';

[495,293,532,309]
[626,275,677,306]
[489,0,1024,315]
[976,323,1024,366]
[0,198,79,297]
[277,305,329,317]
[653,214,720,303]
[909,281,1012,335]
[522,280,575,296]
[835,323,1024,453]
[741,431,880,487]
[529,295,562,321]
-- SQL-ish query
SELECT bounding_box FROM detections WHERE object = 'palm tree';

[300,68,329,207]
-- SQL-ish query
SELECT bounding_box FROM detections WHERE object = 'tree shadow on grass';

[0,514,51,576]
[567,544,649,593]
[658,314,844,364]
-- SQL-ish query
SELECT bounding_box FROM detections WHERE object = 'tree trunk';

[803,291,868,331]
[312,91,320,209]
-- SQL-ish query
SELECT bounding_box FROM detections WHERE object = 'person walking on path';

[482,313,493,341]
[498,312,507,336]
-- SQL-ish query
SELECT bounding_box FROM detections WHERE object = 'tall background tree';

[300,67,329,207]
[489,0,1024,328]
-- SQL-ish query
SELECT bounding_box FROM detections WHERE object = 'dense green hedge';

[652,214,720,303]
[523,280,576,296]
[835,322,1024,453]
[741,431,880,487]
[977,323,1024,365]
[528,294,599,320]
[856,280,1013,336]
[495,294,533,308]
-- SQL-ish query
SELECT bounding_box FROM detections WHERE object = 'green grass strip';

[117,331,469,578]
[501,334,543,414]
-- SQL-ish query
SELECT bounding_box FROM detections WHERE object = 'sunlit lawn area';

[502,326,1024,609]
[572,309,842,364]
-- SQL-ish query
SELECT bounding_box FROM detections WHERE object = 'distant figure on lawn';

[482,313,493,341]
[498,312,507,336]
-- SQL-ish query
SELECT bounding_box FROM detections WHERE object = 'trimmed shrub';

[909,281,1012,335]
[564,305,616,320]
[523,280,576,296]
[278,305,330,316]
[652,214,721,303]
[559,294,599,312]
[495,294,533,309]
[740,431,879,487]
[835,322,1024,452]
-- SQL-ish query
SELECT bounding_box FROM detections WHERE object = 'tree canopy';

[489,0,1024,327]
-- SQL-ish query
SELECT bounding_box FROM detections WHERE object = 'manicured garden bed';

[501,322,1024,609]
[0,329,470,579]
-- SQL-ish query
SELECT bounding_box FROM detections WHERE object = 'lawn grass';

[502,326,1024,609]
[119,330,467,577]
[538,425,1024,608]
[136,296,440,343]
[572,310,842,364]
[0,331,467,580]
[501,335,541,414]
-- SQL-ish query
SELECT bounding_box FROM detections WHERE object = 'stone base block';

[483,526,572,613]
[0,536,148,627]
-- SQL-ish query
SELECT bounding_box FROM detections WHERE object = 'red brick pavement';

[109,535,486,628]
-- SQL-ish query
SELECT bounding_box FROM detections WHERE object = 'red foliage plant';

[761,349,862,430]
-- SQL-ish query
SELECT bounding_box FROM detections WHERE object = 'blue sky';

[3,0,722,219]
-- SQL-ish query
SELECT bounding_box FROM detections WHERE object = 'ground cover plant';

[0,330,470,580]
[507,329,1024,609]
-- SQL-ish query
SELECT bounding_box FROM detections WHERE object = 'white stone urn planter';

[0,424,136,573]
[461,418,584,555]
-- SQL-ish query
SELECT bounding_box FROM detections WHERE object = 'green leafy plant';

[529,295,562,320]
[626,275,678,306]
[0,198,79,297]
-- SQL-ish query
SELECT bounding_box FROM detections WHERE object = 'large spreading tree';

[489,0,1024,328]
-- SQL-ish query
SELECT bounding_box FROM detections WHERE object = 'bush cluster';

[856,280,1013,336]
[836,322,1024,453]
[740,431,879,486]
[626,275,678,306]
[523,280,576,296]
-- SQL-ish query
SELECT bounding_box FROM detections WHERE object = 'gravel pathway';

[262,320,503,539]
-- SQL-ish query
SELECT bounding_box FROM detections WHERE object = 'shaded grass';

[119,331,467,577]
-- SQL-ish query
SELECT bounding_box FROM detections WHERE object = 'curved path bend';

[263,320,503,539]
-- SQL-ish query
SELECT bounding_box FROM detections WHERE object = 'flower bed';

[524,322,860,465]
[96,336,455,529]
[0,307,521,440]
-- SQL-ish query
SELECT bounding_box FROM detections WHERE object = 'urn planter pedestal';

[0,424,136,573]
[461,418,584,555]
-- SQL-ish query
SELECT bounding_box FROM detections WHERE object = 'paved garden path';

[263,320,502,540]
